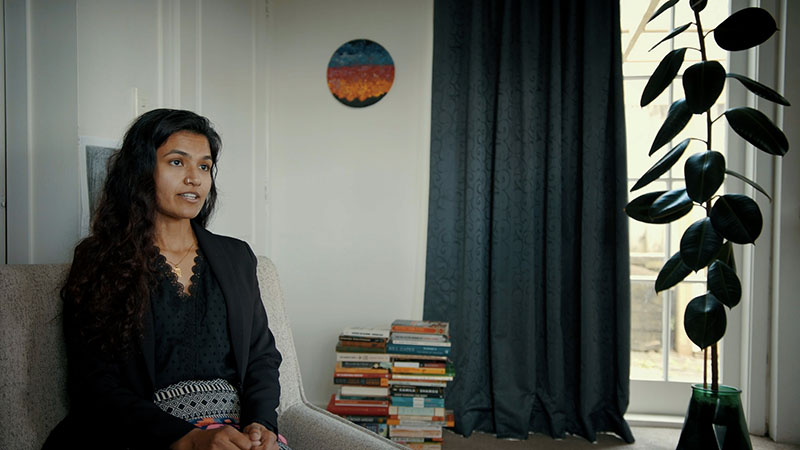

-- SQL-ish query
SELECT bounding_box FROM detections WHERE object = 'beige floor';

[442,426,800,450]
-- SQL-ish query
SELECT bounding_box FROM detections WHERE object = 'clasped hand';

[171,423,279,450]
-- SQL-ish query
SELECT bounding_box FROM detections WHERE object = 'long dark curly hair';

[62,109,222,357]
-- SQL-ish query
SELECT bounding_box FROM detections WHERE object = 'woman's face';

[153,131,213,225]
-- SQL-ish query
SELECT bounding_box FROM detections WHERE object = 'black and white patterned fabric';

[153,378,241,429]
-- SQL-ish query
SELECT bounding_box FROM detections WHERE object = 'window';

[621,1,731,385]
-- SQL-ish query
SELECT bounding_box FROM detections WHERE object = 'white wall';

[267,0,433,406]
[77,0,270,251]
[5,0,79,264]
[4,0,270,261]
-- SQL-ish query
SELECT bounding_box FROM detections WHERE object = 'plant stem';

[703,347,708,389]
[711,343,719,390]
[694,11,707,60]
[695,5,720,392]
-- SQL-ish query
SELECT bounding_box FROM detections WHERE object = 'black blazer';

[44,223,282,450]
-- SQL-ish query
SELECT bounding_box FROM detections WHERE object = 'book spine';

[334,366,390,375]
[334,399,390,407]
[388,406,445,416]
[336,344,387,354]
[334,377,388,386]
[388,415,446,423]
[391,367,447,375]
[340,361,389,369]
[336,352,391,362]
[341,415,387,423]
[334,371,389,378]
[389,373,453,382]
[339,387,389,396]
[327,404,389,416]
[388,380,448,388]
[386,344,450,356]
[391,325,444,334]
[339,335,388,343]
[338,340,387,349]
[390,396,446,408]
[390,333,448,342]
[342,328,390,339]
[390,339,451,347]
[355,422,388,436]
[392,361,447,368]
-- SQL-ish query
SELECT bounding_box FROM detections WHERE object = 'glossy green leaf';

[650,99,692,155]
[655,251,692,292]
[684,151,725,203]
[727,73,791,106]
[641,48,688,107]
[714,7,778,51]
[680,217,723,271]
[683,61,726,114]
[708,260,742,308]
[690,0,707,12]
[725,107,789,156]
[625,190,693,224]
[650,23,692,52]
[648,0,679,23]
[650,189,694,222]
[715,241,736,272]
[710,194,763,244]
[725,169,772,202]
[684,294,727,348]
[631,138,691,192]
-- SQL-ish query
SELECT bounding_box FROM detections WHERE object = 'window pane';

[631,281,664,381]
[621,1,674,77]
[624,79,674,178]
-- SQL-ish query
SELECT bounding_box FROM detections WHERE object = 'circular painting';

[327,39,395,108]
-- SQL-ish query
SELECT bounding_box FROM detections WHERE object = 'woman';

[45,109,286,450]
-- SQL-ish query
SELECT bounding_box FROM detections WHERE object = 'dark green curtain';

[423,0,634,443]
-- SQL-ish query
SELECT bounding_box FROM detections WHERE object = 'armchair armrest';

[278,402,407,450]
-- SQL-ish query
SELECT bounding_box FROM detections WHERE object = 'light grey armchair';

[0,257,407,450]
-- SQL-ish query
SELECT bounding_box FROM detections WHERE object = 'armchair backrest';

[0,257,304,449]
[0,264,70,450]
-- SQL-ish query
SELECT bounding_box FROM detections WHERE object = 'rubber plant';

[625,0,790,392]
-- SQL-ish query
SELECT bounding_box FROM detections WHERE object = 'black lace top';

[151,249,238,391]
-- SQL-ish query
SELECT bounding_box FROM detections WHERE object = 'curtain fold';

[424,0,634,443]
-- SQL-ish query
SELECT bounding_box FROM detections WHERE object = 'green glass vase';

[676,384,752,450]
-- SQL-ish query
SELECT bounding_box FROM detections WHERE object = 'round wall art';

[327,39,395,108]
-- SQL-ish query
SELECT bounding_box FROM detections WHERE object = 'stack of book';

[386,320,455,450]
[326,327,392,437]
